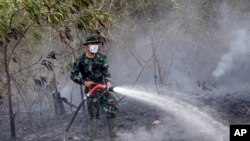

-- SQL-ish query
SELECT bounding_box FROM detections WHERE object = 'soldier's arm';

[70,59,85,85]
[102,55,111,83]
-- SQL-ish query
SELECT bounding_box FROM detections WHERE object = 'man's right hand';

[84,81,94,87]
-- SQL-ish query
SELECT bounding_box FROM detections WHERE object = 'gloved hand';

[106,82,113,92]
[84,81,94,87]
[106,81,112,87]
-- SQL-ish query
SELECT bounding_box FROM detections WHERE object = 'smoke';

[114,86,228,141]
[212,29,250,78]
[108,1,250,91]
[105,2,250,140]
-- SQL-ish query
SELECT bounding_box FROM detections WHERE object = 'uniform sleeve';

[70,59,85,85]
[102,55,111,83]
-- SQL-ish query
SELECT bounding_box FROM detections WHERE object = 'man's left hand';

[107,82,112,87]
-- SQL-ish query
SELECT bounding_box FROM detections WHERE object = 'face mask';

[89,45,99,53]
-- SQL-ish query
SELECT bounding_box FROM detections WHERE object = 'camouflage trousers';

[87,91,118,120]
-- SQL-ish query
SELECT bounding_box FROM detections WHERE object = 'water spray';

[64,85,228,141]
[112,86,228,141]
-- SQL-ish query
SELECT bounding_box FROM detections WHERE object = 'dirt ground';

[1,89,250,141]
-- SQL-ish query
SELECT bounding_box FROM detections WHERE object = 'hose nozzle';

[106,86,114,92]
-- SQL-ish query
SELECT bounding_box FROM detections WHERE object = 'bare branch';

[14,67,46,78]
[98,0,106,11]
[9,7,26,28]
[108,0,114,13]
[61,97,77,109]
[13,56,43,75]
[127,0,145,16]
[8,25,31,65]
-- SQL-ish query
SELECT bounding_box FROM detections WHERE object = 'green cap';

[82,35,102,45]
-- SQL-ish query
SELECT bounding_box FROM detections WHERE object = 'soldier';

[70,35,118,141]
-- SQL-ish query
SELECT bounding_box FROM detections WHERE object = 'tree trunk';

[52,91,66,116]
[4,45,16,138]
[52,67,65,116]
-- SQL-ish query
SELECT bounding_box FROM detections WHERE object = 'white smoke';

[212,29,249,78]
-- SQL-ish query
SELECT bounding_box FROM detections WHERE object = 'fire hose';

[63,84,114,141]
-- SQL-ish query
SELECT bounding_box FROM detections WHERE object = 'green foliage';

[0,0,112,45]
[32,28,43,41]
[171,0,180,9]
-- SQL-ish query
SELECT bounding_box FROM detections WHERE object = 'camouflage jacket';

[70,52,111,85]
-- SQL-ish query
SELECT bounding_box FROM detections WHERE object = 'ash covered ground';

[1,86,250,141]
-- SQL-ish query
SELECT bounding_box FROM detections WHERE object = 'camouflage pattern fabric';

[70,52,118,120]
[70,52,111,84]
[87,91,118,120]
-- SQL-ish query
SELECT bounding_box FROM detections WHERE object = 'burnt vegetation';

[1,0,250,141]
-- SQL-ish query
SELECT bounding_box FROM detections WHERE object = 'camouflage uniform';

[70,52,118,120]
